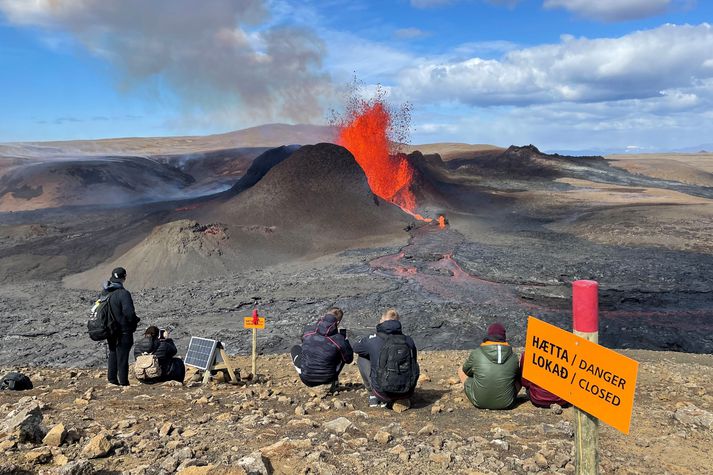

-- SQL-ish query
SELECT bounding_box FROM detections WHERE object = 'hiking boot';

[369,396,387,408]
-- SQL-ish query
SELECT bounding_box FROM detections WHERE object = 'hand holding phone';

[339,328,347,338]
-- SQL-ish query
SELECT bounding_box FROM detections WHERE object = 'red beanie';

[486,322,507,342]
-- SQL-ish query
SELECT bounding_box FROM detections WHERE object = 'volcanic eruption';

[332,85,432,222]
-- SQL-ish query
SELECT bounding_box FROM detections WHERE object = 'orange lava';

[437,215,446,229]
[335,95,427,220]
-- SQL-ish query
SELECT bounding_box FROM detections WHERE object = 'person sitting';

[353,309,419,408]
[291,307,353,391]
[133,326,185,384]
[458,322,520,410]
[520,353,570,408]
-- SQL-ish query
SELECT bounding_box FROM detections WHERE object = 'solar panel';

[184,337,218,370]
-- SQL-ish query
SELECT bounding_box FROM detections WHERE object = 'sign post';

[522,281,639,475]
[572,280,600,475]
[243,309,265,377]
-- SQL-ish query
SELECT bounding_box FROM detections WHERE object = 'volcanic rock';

[237,451,269,475]
[211,143,409,234]
[55,460,95,475]
[178,465,247,475]
[673,403,713,430]
[81,433,112,459]
[24,447,51,464]
[229,145,300,194]
[0,155,195,212]
[42,423,66,447]
[1,400,44,442]
[323,417,352,434]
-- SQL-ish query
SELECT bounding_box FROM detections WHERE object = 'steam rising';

[0,0,330,125]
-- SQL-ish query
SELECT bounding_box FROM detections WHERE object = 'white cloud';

[399,23,713,107]
[395,27,431,39]
[0,0,330,125]
[543,0,672,22]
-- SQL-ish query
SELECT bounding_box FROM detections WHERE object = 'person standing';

[102,267,140,386]
[458,322,520,409]
[291,307,353,391]
[353,309,419,408]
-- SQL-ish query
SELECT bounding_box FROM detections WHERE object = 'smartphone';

[158,328,167,339]
[339,328,347,338]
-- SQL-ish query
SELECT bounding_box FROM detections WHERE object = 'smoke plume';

[0,0,331,125]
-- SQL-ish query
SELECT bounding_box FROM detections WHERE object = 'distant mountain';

[0,123,336,157]
[547,144,713,156]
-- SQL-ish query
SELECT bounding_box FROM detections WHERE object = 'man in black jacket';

[353,309,419,407]
[291,307,353,391]
[134,326,185,383]
[102,267,140,386]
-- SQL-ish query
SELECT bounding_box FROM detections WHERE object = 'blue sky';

[1,0,712,151]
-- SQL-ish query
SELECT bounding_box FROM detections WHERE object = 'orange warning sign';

[522,316,639,434]
[243,317,265,329]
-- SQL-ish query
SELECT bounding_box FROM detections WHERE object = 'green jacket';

[463,342,520,409]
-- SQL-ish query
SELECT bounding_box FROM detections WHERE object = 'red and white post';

[572,280,599,474]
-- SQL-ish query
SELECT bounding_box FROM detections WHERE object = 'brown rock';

[0,440,17,451]
[392,399,411,413]
[374,431,392,445]
[25,447,52,464]
[43,423,67,447]
[418,423,436,436]
[159,422,174,437]
[534,452,548,468]
[81,433,112,459]
[431,405,443,415]
[178,465,247,474]
[429,452,453,465]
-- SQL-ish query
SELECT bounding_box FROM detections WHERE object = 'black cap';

[111,267,127,280]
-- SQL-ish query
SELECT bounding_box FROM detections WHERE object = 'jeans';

[107,333,134,386]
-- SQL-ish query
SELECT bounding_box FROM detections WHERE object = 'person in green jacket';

[458,322,521,409]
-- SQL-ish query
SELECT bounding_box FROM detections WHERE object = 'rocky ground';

[0,349,711,475]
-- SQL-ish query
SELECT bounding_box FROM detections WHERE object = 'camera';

[339,328,347,338]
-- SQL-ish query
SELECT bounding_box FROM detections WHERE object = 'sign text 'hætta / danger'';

[522,317,639,434]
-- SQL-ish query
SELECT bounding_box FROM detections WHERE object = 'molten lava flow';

[437,215,446,229]
[334,89,430,221]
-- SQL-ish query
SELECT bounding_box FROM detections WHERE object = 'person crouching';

[291,307,354,392]
[353,309,419,408]
[133,326,185,384]
[458,322,521,409]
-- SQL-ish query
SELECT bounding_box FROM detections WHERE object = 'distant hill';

[0,123,336,157]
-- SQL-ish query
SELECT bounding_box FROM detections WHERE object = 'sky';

[0,0,712,152]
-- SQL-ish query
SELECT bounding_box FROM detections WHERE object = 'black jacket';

[353,320,419,394]
[134,336,178,374]
[300,314,354,383]
[101,280,139,334]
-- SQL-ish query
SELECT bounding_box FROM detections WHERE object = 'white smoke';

[0,0,331,125]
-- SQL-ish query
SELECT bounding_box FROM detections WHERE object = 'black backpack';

[375,333,419,394]
[87,293,118,341]
[0,372,33,391]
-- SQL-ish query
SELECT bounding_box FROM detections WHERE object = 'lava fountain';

[333,86,431,221]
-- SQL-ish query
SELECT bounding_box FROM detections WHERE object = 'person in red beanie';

[520,352,570,408]
[458,322,521,409]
